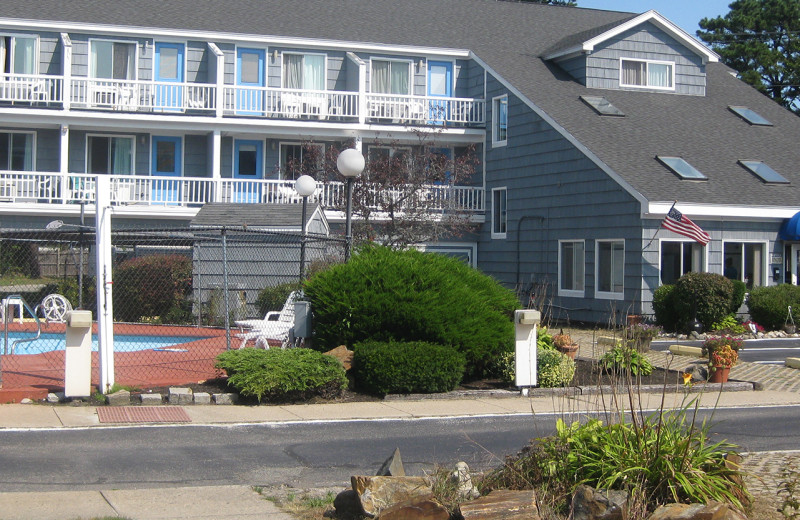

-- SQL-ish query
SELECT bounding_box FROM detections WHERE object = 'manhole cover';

[97,406,191,424]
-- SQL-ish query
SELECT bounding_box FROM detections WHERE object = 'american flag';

[662,206,710,245]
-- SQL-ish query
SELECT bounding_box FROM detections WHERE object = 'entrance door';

[233,139,262,202]
[427,61,452,124]
[792,244,800,285]
[154,43,185,111]
[151,136,182,204]
[236,48,265,114]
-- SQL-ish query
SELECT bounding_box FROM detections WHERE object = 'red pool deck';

[0,322,232,403]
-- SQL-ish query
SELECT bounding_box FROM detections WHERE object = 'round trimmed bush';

[537,349,575,388]
[747,284,800,331]
[674,272,734,331]
[353,340,466,395]
[304,245,519,376]
[215,348,348,402]
[730,280,747,313]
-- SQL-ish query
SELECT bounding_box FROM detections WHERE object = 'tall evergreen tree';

[697,0,800,113]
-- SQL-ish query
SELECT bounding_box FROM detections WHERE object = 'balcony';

[0,171,485,216]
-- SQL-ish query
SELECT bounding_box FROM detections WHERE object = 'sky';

[576,0,733,36]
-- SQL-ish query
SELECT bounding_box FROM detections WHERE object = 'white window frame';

[492,94,508,147]
[658,239,708,285]
[595,239,625,300]
[722,240,769,289]
[619,58,675,91]
[369,58,413,95]
[416,242,477,268]
[491,187,507,239]
[278,141,325,180]
[0,33,40,75]
[88,38,138,80]
[281,51,327,91]
[85,133,136,174]
[0,130,36,170]
[558,239,585,297]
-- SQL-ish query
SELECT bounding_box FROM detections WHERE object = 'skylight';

[729,106,772,126]
[580,96,624,116]
[739,160,789,184]
[656,156,707,180]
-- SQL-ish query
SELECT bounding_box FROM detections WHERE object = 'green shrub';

[747,284,800,331]
[352,340,465,395]
[711,314,746,335]
[215,348,347,401]
[537,326,555,351]
[600,344,653,376]
[304,245,519,376]
[113,254,193,323]
[537,349,575,388]
[674,272,734,331]
[652,284,679,331]
[730,280,747,313]
[494,350,516,384]
[255,281,302,316]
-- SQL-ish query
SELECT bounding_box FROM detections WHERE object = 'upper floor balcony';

[0,171,485,217]
[0,74,486,128]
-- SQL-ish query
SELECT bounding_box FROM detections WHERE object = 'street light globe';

[337,148,365,178]
[294,175,317,197]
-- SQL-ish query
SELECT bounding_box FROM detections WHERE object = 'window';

[559,240,585,295]
[283,53,325,90]
[87,135,134,174]
[580,95,624,117]
[492,95,508,146]
[739,160,789,184]
[661,240,705,285]
[90,40,136,80]
[724,242,766,289]
[0,132,34,170]
[0,35,37,74]
[657,156,708,180]
[596,240,624,298]
[729,106,772,126]
[371,59,410,95]
[620,59,673,89]
[366,145,411,177]
[491,187,507,238]
[279,142,324,180]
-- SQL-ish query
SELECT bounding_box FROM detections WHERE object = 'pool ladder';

[2,295,44,355]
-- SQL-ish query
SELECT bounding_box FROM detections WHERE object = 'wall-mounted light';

[273,49,279,62]
[61,125,69,136]
[143,41,149,52]
[418,59,425,71]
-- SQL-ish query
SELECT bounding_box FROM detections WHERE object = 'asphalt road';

[1,405,798,492]
[652,337,800,364]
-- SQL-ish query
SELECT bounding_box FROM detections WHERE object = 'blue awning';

[780,211,800,241]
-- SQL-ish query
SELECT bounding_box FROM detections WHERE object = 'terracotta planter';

[708,365,730,383]
[557,344,579,360]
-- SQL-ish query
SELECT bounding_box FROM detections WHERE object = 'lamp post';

[336,148,365,261]
[294,174,317,281]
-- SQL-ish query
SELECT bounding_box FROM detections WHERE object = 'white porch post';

[95,175,115,393]
[211,130,222,202]
[60,33,72,110]
[59,125,69,204]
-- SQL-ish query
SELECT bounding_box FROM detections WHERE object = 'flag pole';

[643,200,677,251]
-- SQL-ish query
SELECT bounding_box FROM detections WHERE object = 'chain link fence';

[0,225,345,390]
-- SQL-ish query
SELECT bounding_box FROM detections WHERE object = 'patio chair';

[236,322,294,349]
[234,290,300,330]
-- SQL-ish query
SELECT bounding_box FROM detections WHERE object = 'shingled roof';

[4,0,798,209]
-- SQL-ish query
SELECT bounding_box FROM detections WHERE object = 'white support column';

[211,130,222,202]
[59,125,69,204]
[60,33,72,110]
[95,175,115,393]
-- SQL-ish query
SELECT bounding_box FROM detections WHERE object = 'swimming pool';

[0,332,210,355]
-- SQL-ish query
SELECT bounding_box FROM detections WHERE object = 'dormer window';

[620,59,674,90]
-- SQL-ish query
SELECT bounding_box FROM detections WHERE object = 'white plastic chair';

[0,296,24,324]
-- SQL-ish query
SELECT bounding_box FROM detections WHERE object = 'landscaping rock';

[325,345,354,371]
[691,365,708,381]
[571,485,627,520]
[46,392,61,403]
[378,498,449,520]
[450,461,479,500]
[168,387,192,405]
[351,475,433,517]
[459,489,540,519]
[334,489,362,518]
[19,398,33,404]
[376,448,405,477]
[140,393,163,405]
[193,392,211,405]
[647,502,748,520]
[106,390,130,406]
[212,393,238,405]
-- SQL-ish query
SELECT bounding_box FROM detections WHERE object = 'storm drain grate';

[97,406,191,424]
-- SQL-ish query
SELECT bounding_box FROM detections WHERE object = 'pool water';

[0,332,210,355]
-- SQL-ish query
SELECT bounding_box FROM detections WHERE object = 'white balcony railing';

[0,171,485,214]
[70,78,217,112]
[0,74,63,104]
[222,86,360,120]
[366,93,485,125]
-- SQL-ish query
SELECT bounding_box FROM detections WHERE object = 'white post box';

[64,310,92,397]
[514,309,541,393]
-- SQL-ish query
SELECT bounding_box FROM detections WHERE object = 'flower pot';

[556,344,579,360]
[708,365,730,383]
[785,324,796,335]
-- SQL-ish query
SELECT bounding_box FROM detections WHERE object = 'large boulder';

[351,475,433,517]
[647,502,747,520]
[459,489,540,519]
[378,498,450,520]
[571,485,628,520]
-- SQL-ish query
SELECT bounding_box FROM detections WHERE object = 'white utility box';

[64,310,92,397]
[514,309,541,390]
